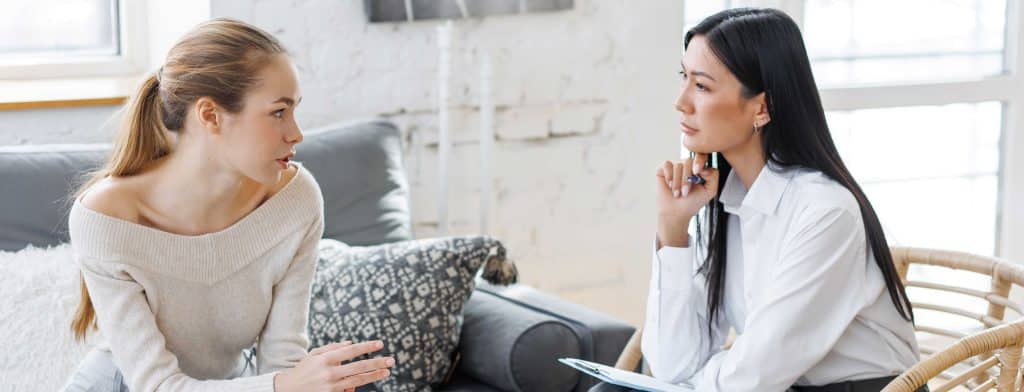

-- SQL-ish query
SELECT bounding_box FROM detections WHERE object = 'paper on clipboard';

[558,358,692,392]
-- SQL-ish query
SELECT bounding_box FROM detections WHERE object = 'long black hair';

[687,8,914,334]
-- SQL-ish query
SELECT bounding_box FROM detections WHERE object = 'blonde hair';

[71,18,286,341]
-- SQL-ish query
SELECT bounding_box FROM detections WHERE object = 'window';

[804,0,1006,87]
[827,102,1001,256]
[0,0,146,79]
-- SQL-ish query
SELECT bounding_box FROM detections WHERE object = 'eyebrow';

[680,64,717,82]
[272,97,302,106]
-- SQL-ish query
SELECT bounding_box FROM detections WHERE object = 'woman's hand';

[655,153,720,248]
[274,340,395,392]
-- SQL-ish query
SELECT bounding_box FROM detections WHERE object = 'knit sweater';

[68,163,325,391]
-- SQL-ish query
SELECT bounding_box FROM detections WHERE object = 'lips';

[276,152,295,168]
[680,122,698,135]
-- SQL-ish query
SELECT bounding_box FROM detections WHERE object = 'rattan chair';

[891,247,1024,351]
[881,321,1024,392]
[613,247,1024,386]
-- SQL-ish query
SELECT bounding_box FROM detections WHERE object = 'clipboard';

[557,358,692,392]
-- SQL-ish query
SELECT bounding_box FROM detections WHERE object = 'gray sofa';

[0,119,634,392]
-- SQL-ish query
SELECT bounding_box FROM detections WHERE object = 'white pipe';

[479,52,493,234]
[437,21,452,235]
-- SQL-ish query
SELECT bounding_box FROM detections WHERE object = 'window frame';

[0,0,148,80]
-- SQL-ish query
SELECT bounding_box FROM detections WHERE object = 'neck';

[722,135,766,190]
[145,133,261,231]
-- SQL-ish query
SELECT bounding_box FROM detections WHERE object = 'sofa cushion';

[309,236,517,392]
[0,119,412,251]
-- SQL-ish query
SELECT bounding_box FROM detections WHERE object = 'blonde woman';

[63,18,393,391]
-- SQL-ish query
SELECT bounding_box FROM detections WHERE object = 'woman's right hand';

[655,153,720,248]
[274,341,394,392]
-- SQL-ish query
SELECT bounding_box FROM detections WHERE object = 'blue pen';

[687,151,710,185]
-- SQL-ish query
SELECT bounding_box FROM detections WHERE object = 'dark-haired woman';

[632,8,922,392]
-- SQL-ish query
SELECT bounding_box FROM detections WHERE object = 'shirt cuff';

[652,236,694,290]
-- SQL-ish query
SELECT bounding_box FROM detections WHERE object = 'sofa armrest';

[454,282,636,392]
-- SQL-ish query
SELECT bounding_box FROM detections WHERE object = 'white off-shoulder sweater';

[68,163,324,391]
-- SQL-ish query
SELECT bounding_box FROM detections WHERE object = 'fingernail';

[682,185,690,197]
[693,162,700,173]
[673,189,680,198]
[386,358,395,366]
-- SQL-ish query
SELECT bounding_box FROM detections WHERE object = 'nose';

[675,83,694,114]
[285,121,303,145]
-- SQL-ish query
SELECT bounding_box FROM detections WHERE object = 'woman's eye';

[272,109,285,119]
[696,83,708,92]
[678,70,687,79]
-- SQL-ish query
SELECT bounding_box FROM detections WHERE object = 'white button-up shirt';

[642,163,919,391]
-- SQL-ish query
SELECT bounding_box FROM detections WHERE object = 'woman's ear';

[194,97,222,134]
[751,92,771,127]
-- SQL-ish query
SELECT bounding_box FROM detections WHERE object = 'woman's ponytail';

[70,72,170,341]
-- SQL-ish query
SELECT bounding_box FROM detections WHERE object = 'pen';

[687,151,707,185]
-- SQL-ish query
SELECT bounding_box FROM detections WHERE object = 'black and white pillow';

[308,236,517,392]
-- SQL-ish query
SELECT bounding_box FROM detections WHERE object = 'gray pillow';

[296,119,413,246]
[309,236,517,392]
[456,290,583,392]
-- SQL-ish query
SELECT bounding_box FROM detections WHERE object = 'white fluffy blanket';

[0,244,96,392]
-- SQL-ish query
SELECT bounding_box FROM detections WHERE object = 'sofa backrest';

[0,118,412,251]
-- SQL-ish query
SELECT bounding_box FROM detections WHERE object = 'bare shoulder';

[78,176,142,223]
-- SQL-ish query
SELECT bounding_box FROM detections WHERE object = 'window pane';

[804,0,1006,87]
[827,102,1001,256]
[0,0,118,64]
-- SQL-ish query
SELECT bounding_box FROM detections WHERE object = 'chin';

[682,137,715,155]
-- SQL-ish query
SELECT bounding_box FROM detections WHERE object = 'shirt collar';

[719,161,796,217]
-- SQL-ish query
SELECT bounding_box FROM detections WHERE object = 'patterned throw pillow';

[308,236,517,392]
